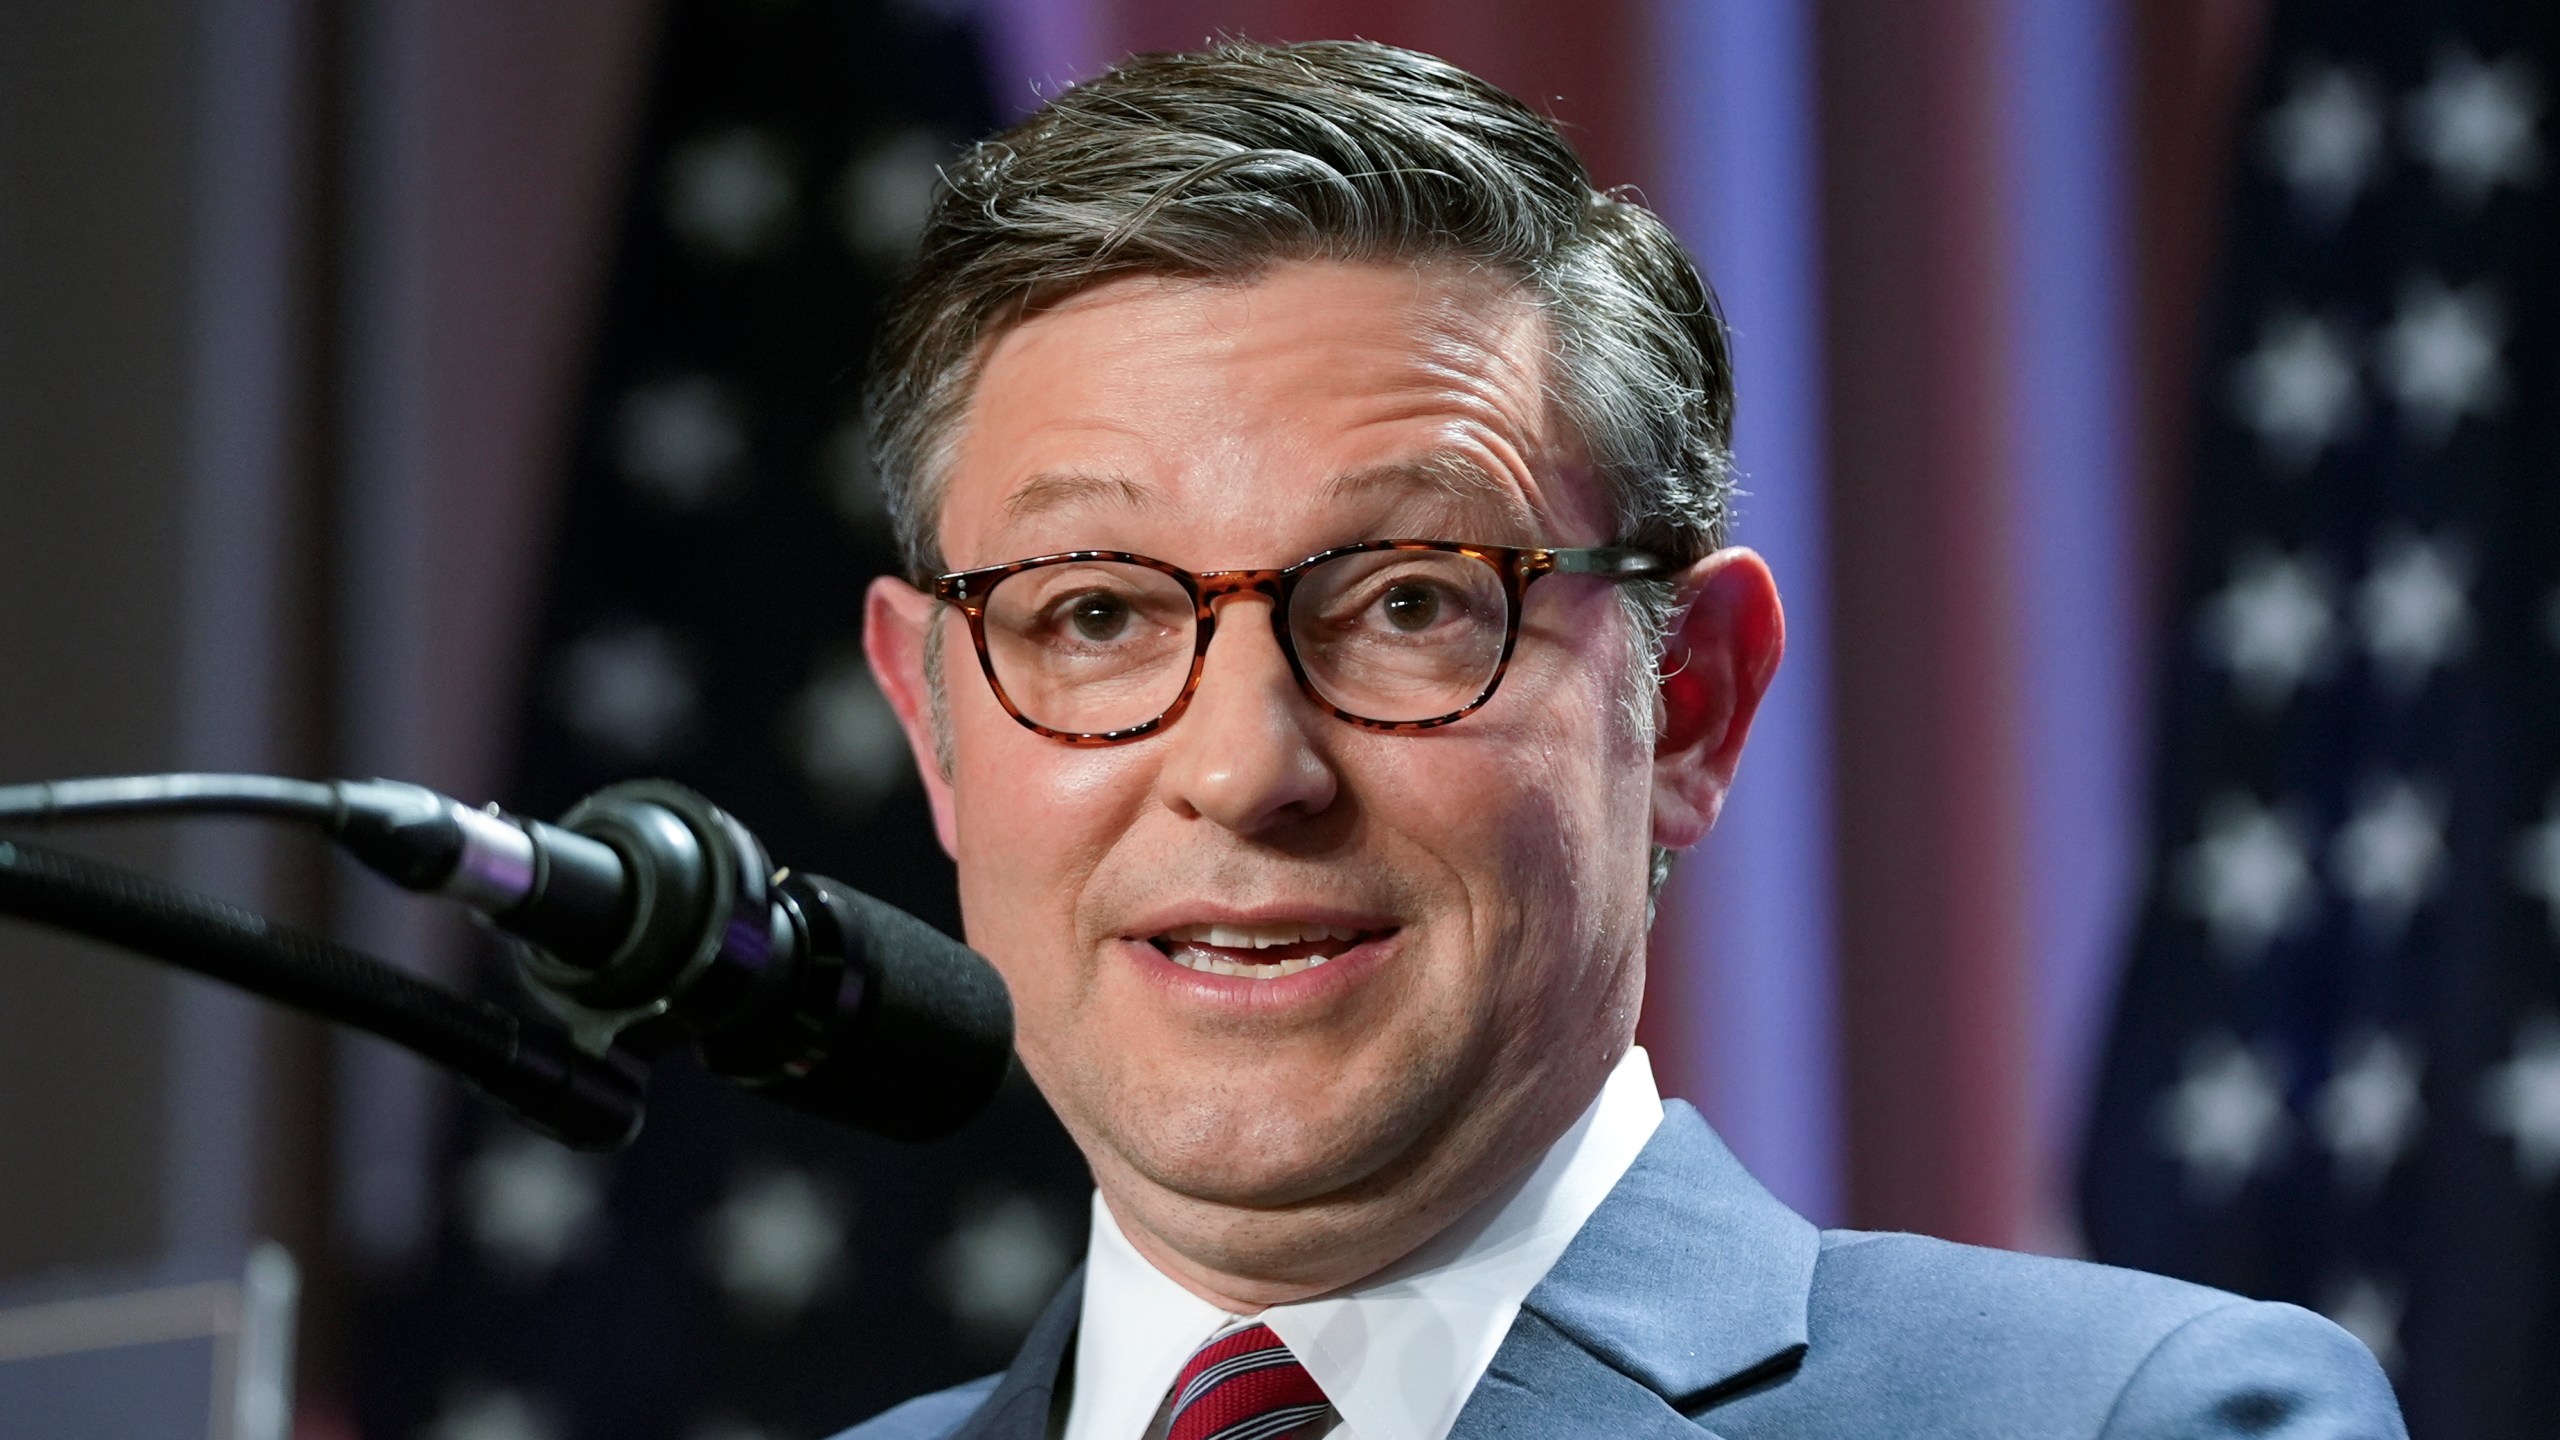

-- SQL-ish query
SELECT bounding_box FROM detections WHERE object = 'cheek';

[1384,647,1650,966]
[1360,723,1592,944]
[947,719,1152,958]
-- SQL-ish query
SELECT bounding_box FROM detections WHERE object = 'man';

[845,39,2403,1440]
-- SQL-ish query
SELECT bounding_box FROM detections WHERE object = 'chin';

[1108,1068,1456,1210]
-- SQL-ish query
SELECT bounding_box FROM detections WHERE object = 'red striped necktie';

[1163,1323,1333,1440]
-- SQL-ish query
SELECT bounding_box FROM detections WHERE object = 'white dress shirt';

[1061,1046,1666,1440]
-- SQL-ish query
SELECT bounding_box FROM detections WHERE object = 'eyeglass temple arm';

[1547,546,1675,579]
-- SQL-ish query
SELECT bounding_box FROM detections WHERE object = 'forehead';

[936,259,1610,567]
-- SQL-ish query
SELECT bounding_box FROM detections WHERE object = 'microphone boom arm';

[0,836,643,1149]
[0,773,1015,1150]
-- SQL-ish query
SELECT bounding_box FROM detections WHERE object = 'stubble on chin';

[1060,1026,1566,1301]
[1120,1037,1463,1199]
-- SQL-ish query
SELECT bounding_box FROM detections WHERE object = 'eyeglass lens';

[976,550,1512,733]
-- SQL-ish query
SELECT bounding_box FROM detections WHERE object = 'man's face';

[873,259,1667,1283]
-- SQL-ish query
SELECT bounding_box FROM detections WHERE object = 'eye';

[1379,582,1444,632]
[1065,591,1133,642]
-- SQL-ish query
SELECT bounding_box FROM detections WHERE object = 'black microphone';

[0,774,1014,1142]
[488,779,1013,1143]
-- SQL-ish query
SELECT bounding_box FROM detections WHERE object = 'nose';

[1154,594,1339,834]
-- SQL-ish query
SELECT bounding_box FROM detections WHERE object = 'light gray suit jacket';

[836,1103,2405,1439]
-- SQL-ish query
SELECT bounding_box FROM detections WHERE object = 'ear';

[864,575,960,857]
[1651,547,1785,850]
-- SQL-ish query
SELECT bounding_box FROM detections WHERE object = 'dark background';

[3,1,2551,1436]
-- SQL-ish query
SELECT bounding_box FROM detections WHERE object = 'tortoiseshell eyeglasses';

[931,539,1673,745]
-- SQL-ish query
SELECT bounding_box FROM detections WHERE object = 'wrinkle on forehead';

[1322,452,1541,538]
[944,259,1607,565]
[977,458,1544,564]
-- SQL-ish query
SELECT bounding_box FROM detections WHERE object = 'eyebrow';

[996,470,1164,526]
[1323,453,1540,534]
[990,452,1539,540]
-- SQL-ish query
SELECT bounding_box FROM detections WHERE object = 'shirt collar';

[1064,1047,1665,1440]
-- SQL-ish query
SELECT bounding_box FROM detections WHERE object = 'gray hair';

[866,39,1739,891]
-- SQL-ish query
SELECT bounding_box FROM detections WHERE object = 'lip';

[1115,904,1404,1017]
[1119,902,1403,939]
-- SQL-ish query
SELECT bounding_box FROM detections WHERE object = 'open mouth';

[1147,921,1391,978]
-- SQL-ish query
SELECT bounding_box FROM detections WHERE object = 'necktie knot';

[1165,1322,1330,1440]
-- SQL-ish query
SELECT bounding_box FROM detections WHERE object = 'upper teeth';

[1161,921,1363,950]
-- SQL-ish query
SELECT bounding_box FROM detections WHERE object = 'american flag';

[349,5,1094,1439]
[2081,2,2558,1436]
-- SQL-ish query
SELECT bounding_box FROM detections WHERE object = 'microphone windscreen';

[773,875,1015,1141]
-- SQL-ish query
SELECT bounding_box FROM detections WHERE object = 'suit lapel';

[975,1106,1815,1440]
[949,1266,1084,1440]
[1457,1307,1731,1440]
[1450,1103,1819,1438]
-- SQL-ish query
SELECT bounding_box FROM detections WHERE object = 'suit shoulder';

[1802,1228,2266,1388]
[827,1374,1001,1440]
[1811,1227,2241,1339]
[2103,1295,2405,1439]
[1706,1232,2400,1437]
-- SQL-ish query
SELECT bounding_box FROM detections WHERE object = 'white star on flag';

[428,1386,559,1440]
[2199,548,2338,709]
[551,623,701,760]
[2229,310,2361,471]
[932,1191,1075,1345]
[2320,1274,2405,1374]
[614,374,748,509]
[839,128,949,266]
[824,415,888,529]
[2514,787,2560,941]
[2315,1031,2424,1190]
[2180,792,2317,961]
[2375,276,2507,443]
[664,128,797,258]
[2355,528,2472,692]
[787,652,913,816]
[700,1165,850,1324]
[2159,1033,2291,1200]
[2403,47,2544,205]
[2330,777,2447,939]
[461,1133,608,1276]
[2263,64,2385,223]
[2479,1014,2560,1186]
